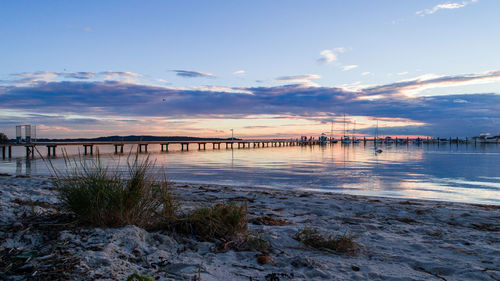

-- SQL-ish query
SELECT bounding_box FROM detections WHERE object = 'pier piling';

[47,145,56,157]
[83,144,94,155]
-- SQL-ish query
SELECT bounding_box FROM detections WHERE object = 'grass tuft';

[294,228,357,254]
[218,231,271,253]
[176,202,248,241]
[127,273,154,281]
[53,153,176,229]
[48,152,265,246]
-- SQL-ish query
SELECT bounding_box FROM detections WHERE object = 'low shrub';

[294,228,357,254]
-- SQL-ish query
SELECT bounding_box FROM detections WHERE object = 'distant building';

[16,125,37,144]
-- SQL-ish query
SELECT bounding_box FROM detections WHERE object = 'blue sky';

[1,0,499,138]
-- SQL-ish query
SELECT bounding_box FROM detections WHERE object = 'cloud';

[59,72,96,79]
[317,47,345,64]
[362,72,371,76]
[363,70,500,97]
[173,70,214,78]
[233,70,245,75]
[397,71,409,76]
[1,69,499,137]
[8,71,58,84]
[276,74,321,82]
[416,0,478,16]
[100,71,142,77]
[342,65,359,71]
[276,74,321,87]
[176,85,253,95]
[5,71,141,85]
[99,71,142,80]
[82,27,93,32]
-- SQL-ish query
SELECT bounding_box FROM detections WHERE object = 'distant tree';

[0,132,8,144]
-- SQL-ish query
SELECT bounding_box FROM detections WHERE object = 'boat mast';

[353,120,356,141]
[343,114,346,138]
[330,120,334,140]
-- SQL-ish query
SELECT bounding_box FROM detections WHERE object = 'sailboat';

[374,120,383,154]
[341,114,352,144]
[319,133,328,145]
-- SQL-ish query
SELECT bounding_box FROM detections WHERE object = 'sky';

[1,0,499,139]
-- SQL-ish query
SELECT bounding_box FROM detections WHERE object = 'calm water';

[1,142,499,204]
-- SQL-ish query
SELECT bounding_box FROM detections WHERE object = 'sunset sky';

[1,0,499,139]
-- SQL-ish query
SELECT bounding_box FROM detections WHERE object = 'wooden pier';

[0,139,306,159]
[0,136,496,159]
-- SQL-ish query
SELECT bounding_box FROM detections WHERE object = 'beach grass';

[176,202,248,241]
[126,273,154,281]
[49,151,252,242]
[295,228,357,254]
[52,153,176,229]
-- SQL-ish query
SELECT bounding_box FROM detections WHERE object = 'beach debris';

[399,200,422,206]
[11,198,54,209]
[265,272,294,281]
[470,223,499,231]
[394,217,417,224]
[0,214,82,280]
[250,216,294,226]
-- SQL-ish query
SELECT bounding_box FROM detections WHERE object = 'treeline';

[33,135,240,142]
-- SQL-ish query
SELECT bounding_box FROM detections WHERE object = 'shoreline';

[1,174,499,280]
[171,179,500,208]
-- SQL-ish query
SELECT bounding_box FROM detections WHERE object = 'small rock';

[257,254,272,265]
[351,265,360,271]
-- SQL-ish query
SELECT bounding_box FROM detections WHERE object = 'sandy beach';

[0,174,499,280]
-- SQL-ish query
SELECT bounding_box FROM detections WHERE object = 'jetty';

[1,139,316,159]
[1,136,498,159]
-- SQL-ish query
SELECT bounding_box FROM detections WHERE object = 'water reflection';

[14,158,35,175]
[0,143,499,204]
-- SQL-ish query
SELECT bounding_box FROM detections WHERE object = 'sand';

[0,174,499,280]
